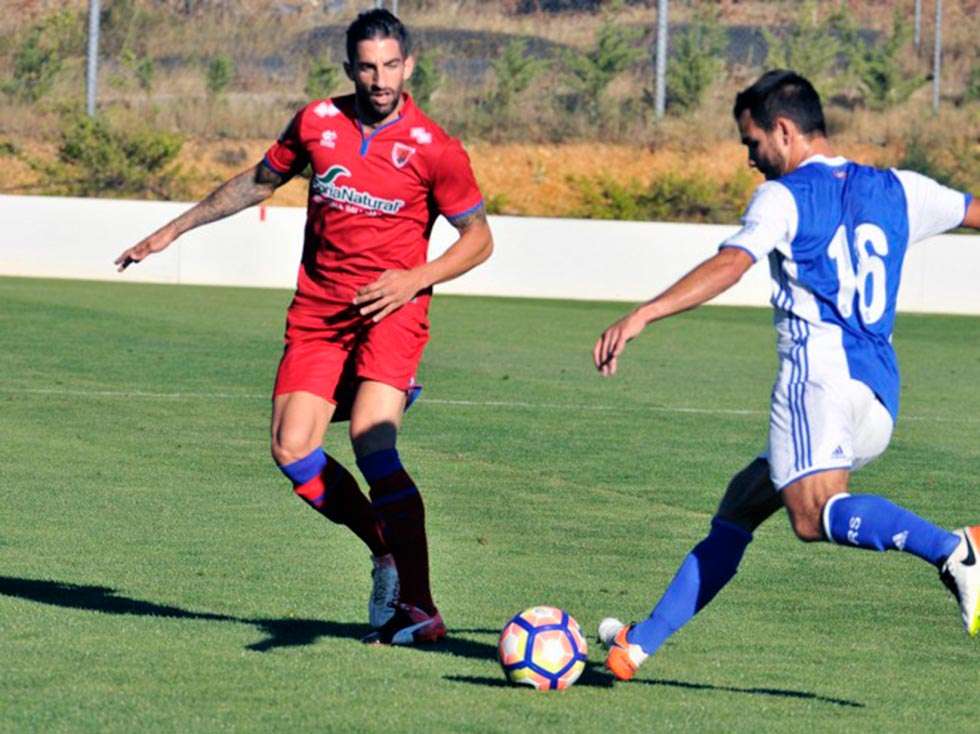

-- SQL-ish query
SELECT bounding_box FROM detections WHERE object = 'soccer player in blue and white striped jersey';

[593,70,980,681]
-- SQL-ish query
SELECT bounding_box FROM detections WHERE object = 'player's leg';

[271,338,397,627]
[348,295,442,644]
[602,458,782,680]
[350,379,445,644]
[782,467,965,567]
[778,380,975,634]
[780,383,959,561]
[271,390,388,558]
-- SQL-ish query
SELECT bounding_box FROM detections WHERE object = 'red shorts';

[273,294,431,405]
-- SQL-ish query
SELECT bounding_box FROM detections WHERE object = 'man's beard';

[355,84,402,124]
[757,158,783,181]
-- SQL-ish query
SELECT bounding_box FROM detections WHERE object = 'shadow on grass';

[638,677,864,708]
[0,575,865,707]
[446,669,864,707]
[0,575,495,660]
[446,662,614,690]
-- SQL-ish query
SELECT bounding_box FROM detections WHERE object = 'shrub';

[763,1,844,93]
[564,10,644,123]
[100,0,162,57]
[305,57,339,100]
[896,132,975,189]
[2,10,81,103]
[205,55,235,98]
[964,62,980,104]
[410,53,442,111]
[666,9,727,114]
[49,113,186,198]
[570,168,754,224]
[488,39,544,115]
[839,10,923,109]
[120,48,155,94]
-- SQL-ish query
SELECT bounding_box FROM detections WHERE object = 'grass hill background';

[1,0,977,220]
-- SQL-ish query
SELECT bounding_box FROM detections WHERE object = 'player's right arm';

[963,196,980,229]
[114,163,289,271]
[593,247,754,376]
[594,181,792,377]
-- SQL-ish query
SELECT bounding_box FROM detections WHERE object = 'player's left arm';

[353,205,493,322]
[593,247,754,376]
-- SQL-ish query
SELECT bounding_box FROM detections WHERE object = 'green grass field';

[1,276,977,732]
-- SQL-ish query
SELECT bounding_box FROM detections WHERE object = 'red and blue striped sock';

[357,448,435,615]
[279,449,388,558]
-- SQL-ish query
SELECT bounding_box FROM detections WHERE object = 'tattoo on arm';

[172,163,288,236]
[448,204,487,233]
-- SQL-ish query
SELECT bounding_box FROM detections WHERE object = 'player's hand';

[353,269,427,322]
[114,224,177,272]
[594,311,646,376]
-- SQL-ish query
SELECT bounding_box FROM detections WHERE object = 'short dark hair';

[345,9,411,63]
[733,70,826,136]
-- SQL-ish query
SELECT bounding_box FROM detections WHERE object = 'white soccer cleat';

[939,526,980,637]
[598,617,626,647]
[369,553,399,629]
[598,617,649,681]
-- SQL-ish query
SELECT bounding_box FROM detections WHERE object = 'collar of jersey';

[355,93,414,157]
[798,153,848,169]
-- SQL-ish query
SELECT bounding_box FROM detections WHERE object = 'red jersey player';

[114,9,493,645]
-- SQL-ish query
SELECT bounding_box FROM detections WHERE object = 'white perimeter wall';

[2,194,978,314]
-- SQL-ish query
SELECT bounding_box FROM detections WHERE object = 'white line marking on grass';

[5,387,977,424]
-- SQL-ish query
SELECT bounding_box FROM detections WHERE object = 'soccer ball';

[497,606,588,690]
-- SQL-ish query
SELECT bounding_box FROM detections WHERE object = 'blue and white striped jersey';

[721,155,971,421]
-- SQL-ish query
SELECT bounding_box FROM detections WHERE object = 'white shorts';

[765,370,894,490]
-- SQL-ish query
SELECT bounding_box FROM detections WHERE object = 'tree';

[763,1,843,93]
[410,53,442,111]
[305,57,339,99]
[666,8,727,114]
[840,10,924,109]
[488,39,543,116]
[565,11,644,122]
[205,55,234,98]
[2,10,81,103]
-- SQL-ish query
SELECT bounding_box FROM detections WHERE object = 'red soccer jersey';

[263,93,483,304]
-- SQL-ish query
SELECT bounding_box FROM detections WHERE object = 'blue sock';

[627,518,752,655]
[823,493,960,567]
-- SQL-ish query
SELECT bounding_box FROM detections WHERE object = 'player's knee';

[787,507,824,542]
[270,433,318,467]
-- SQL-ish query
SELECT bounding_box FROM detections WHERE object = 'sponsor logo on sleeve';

[319,130,337,149]
[409,126,432,145]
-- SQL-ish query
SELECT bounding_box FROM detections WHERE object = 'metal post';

[932,0,941,113]
[654,0,668,118]
[392,0,398,14]
[913,0,922,50]
[86,0,101,117]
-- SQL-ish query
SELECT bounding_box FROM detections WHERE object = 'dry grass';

[1,0,976,215]
[4,133,938,219]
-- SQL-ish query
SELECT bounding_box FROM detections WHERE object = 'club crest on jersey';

[311,165,405,214]
[391,142,416,168]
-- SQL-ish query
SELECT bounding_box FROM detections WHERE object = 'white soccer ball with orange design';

[497,606,588,690]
